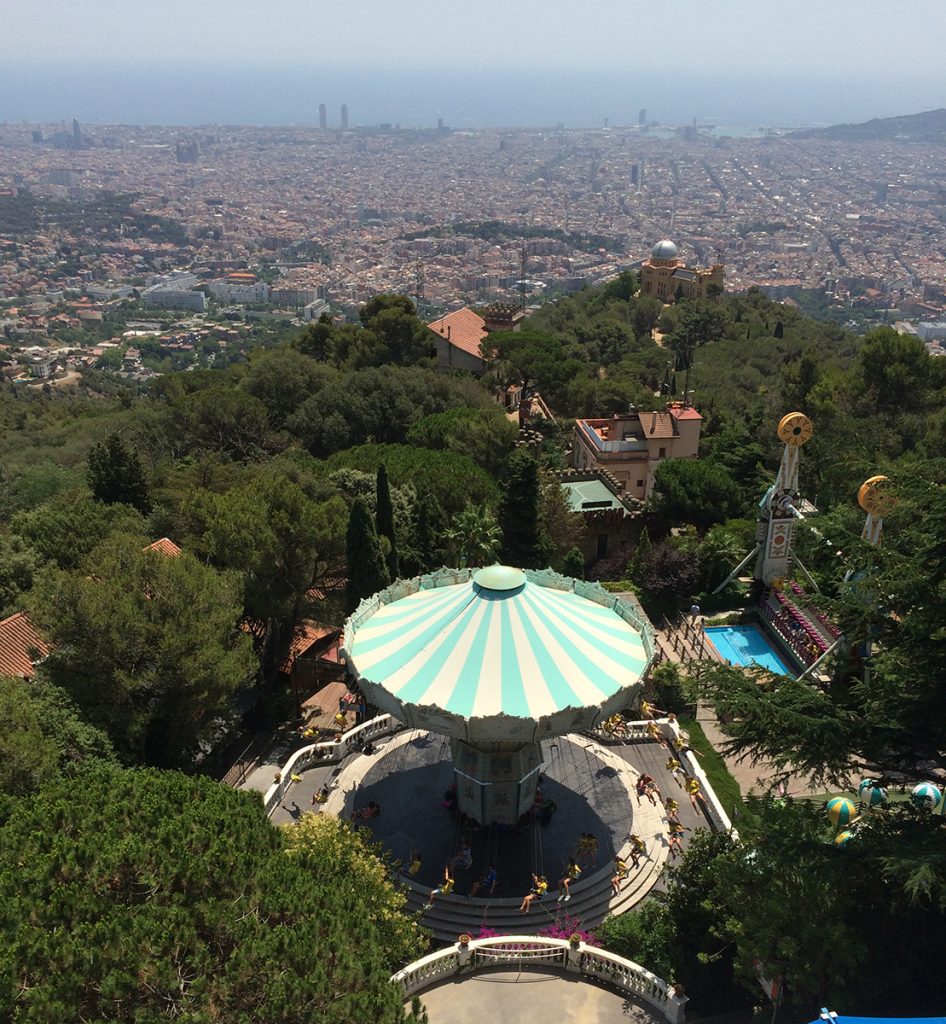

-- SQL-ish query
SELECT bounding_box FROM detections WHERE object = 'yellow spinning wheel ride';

[858,475,896,516]
[777,412,813,447]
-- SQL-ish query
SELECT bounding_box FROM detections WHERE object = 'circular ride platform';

[325,729,648,896]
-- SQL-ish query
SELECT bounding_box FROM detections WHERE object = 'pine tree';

[346,497,390,612]
[375,464,399,580]
[86,433,152,514]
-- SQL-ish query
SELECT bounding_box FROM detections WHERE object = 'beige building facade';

[571,404,702,501]
[640,239,724,303]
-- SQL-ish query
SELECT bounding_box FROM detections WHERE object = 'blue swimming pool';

[705,624,795,676]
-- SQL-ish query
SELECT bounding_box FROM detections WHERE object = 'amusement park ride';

[713,412,895,681]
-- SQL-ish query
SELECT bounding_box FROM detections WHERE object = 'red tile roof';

[669,405,702,421]
[280,621,340,674]
[643,412,679,439]
[427,308,488,359]
[0,612,50,680]
[143,538,182,557]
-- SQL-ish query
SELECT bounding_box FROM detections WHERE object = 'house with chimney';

[571,403,702,501]
[427,303,525,375]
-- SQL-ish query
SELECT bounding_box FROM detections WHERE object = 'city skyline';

[3,1,946,128]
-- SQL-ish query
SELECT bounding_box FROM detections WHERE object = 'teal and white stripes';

[348,577,648,720]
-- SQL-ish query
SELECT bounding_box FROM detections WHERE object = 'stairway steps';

[405,838,669,945]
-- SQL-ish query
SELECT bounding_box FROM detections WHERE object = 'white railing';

[589,716,737,839]
[392,936,688,1024]
[262,714,401,816]
[677,745,736,838]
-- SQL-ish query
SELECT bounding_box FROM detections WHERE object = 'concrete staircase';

[405,812,669,946]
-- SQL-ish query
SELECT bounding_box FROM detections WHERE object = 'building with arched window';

[640,239,724,302]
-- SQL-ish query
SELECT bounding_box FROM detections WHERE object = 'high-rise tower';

[319,103,327,129]
[341,104,349,129]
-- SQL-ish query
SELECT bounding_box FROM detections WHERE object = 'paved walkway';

[415,970,661,1024]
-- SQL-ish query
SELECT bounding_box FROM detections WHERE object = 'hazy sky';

[4,0,946,126]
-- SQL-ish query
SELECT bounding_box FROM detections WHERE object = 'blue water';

[705,625,794,676]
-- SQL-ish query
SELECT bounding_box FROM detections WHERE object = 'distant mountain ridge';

[792,108,946,143]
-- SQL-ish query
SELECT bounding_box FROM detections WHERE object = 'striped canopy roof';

[345,567,652,730]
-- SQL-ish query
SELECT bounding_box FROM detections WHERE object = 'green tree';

[539,472,587,568]
[858,326,933,412]
[346,498,390,612]
[499,448,553,569]
[0,676,115,800]
[562,546,585,579]
[632,541,699,608]
[198,474,347,684]
[0,764,427,1023]
[0,536,37,618]
[406,406,517,477]
[11,494,146,571]
[325,444,498,517]
[29,537,257,766]
[358,293,435,367]
[666,302,729,370]
[376,464,400,579]
[243,345,335,428]
[650,459,743,531]
[444,502,503,568]
[87,432,152,513]
[696,524,746,593]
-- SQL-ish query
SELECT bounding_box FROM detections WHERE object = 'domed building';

[640,239,724,302]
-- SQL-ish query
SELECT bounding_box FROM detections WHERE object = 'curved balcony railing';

[262,714,401,816]
[392,936,688,1024]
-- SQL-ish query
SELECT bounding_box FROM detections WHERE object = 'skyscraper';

[638,108,647,127]
[72,117,83,148]
[341,104,349,129]
[319,103,327,129]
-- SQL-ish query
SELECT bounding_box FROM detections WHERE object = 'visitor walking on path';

[686,776,703,813]
[557,858,582,902]
[519,874,548,913]
[427,866,455,907]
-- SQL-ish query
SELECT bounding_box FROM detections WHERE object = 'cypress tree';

[375,463,399,580]
[346,497,390,612]
[499,448,552,569]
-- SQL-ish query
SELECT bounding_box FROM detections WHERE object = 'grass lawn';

[679,716,757,827]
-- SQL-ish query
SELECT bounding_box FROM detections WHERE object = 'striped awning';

[345,567,651,725]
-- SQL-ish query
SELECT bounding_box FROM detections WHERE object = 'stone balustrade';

[263,714,401,816]
[392,936,688,1024]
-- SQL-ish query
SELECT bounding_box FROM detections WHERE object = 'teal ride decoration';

[911,783,942,810]
[858,779,887,807]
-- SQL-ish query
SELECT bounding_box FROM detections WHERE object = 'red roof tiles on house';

[427,308,488,359]
[280,621,340,674]
[0,612,50,680]
[143,538,183,557]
